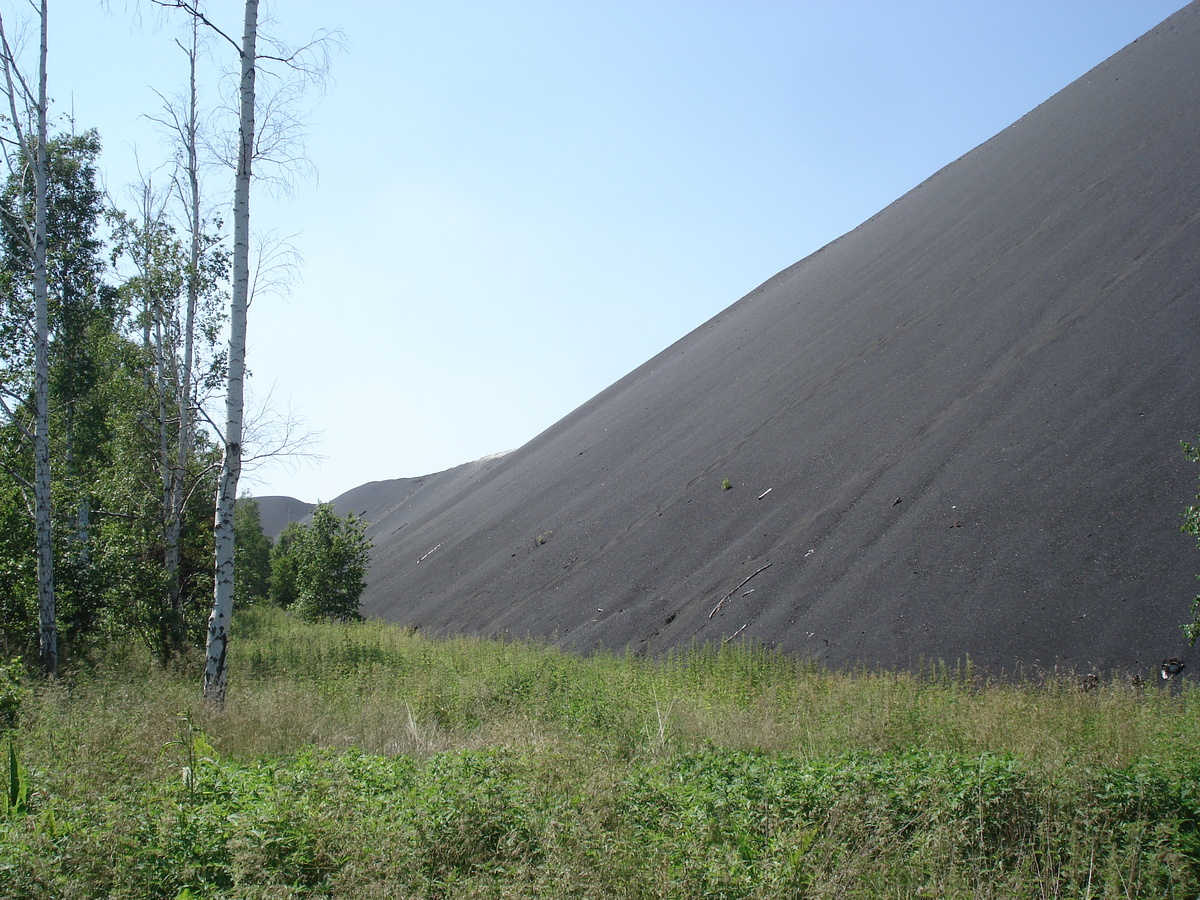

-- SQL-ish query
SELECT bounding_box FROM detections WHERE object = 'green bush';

[269,504,371,622]
[0,658,24,730]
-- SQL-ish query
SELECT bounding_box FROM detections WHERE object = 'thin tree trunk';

[155,310,171,551]
[203,0,256,703]
[32,0,54,678]
[143,193,172,542]
[0,0,53,675]
[165,19,202,637]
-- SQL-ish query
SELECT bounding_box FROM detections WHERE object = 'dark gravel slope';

[254,496,315,541]
[356,4,1200,676]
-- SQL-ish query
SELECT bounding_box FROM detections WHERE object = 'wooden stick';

[709,562,772,618]
[723,622,750,644]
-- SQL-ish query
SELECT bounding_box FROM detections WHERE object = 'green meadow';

[3,606,1199,899]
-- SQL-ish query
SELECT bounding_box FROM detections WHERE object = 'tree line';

[0,1,354,699]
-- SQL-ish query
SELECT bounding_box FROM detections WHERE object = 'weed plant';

[2,606,1199,898]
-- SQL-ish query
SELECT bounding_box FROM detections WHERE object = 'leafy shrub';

[270,504,371,622]
[404,749,545,882]
[0,658,24,729]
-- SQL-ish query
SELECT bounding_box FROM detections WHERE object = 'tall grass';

[3,606,1199,898]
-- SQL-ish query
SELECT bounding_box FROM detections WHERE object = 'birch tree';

[151,16,224,648]
[0,1,53,676]
[112,180,189,653]
[109,175,223,659]
[172,20,208,645]
[151,0,337,701]
[111,17,230,659]
[198,0,258,704]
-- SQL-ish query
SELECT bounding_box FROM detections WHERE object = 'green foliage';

[0,128,227,667]
[405,749,544,882]
[232,497,272,607]
[162,714,219,805]
[269,522,302,609]
[0,130,128,662]
[3,615,1200,898]
[0,131,119,506]
[0,483,36,658]
[0,659,24,730]
[270,504,371,622]
[65,372,219,660]
[1,740,29,818]
[721,477,732,491]
[0,130,112,377]
[1182,437,1200,644]
[107,199,228,395]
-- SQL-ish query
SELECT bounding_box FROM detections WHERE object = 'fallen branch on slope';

[709,562,771,619]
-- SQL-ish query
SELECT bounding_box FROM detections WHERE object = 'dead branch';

[709,562,772,619]
[148,0,242,57]
[723,622,750,644]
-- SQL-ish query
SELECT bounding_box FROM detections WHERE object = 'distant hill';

[255,452,513,543]
[324,452,514,545]
[339,3,1200,678]
[253,496,316,541]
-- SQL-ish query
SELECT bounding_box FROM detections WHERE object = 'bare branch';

[0,11,33,241]
[0,388,34,443]
[709,563,772,619]
[247,229,300,308]
[240,382,322,470]
[256,26,345,84]
[192,397,222,441]
[204,61,318,197]
[180,458,221,508]
[0,11,36,111]
[148,0,241,56]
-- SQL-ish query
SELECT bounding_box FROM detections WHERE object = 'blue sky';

[43,1,1188,501]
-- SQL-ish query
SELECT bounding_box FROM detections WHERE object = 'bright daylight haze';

[46,0,1186,503]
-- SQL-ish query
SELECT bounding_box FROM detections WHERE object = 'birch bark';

[0,0,55,675]
[202,0,257,703]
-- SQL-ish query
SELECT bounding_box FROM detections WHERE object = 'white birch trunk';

[203,0,257,703]
[32,0,54,677]
[0,0,53,675]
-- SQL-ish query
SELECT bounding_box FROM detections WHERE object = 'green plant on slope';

[2,740,29,816]
[1182,437,1200,644]
[0,658,24,729]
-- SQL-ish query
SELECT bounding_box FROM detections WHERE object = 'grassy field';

[2,606,1200,898]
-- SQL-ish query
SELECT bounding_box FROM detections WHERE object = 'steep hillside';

[355,4,1200,676]
[327,452,514,546]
